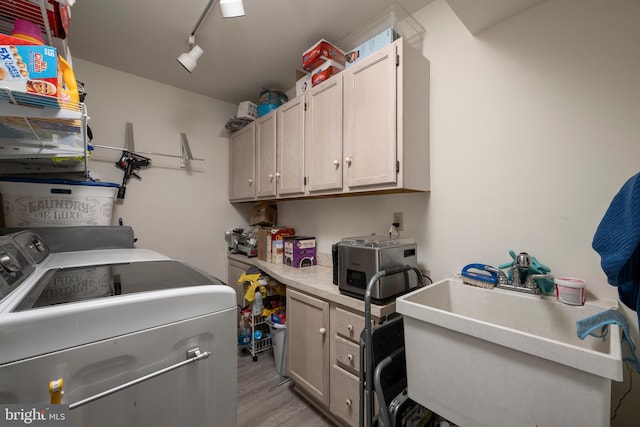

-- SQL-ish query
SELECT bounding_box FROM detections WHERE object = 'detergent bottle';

[11,18,79,102]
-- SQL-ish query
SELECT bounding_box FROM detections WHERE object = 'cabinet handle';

[275,172,281,178]
[248,179,253,184]
[319,327,327,335]
[345,157,353,165]
[347,353,354,362]
[268,173,274,180]
[345,399,352,407]
[333,159,340,167]
[347,324,353,332]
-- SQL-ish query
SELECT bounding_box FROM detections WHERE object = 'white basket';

[0,179,118,227]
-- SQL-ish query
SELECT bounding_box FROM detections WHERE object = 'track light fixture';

[177,0,245,72]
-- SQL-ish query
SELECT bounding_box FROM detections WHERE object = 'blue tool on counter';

[461,263,498,289]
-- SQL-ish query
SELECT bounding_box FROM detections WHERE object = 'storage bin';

[0,178,119,227]
[269,320,287,375]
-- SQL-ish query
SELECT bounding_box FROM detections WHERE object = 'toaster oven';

[336,235,418,303]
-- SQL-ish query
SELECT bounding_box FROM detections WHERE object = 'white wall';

[71,59,252,280]
[276,0,640,423]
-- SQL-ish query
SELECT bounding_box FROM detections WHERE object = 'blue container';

[257,103,278,117]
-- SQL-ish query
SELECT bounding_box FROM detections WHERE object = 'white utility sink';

[396,277,623,427]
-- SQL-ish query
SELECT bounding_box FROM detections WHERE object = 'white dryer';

[0,230,237,427]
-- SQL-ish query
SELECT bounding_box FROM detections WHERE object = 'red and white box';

[311,59,345,87]
[259,227,295,263]
[302,39,347,71]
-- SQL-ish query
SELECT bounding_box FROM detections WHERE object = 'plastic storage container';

[337,2,425,53]
[555,277,586,305]
[269,320,287,375]
[0,178,119,227]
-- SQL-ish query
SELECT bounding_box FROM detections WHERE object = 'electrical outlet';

[392,212,403,231]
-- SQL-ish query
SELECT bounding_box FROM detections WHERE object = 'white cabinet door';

[276,96,305,197]
[343,42,398,189]
[255,111,277,199]
[287,289,330,405]
[229,122,255,201]
[304,77,343,194]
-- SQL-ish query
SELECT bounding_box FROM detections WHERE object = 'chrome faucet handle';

[525,273,553,290]
[497,270,509,286]
[515,252,531,269]
[511,253,531,287]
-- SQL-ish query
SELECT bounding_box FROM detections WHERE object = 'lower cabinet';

[286,288,331,405]
[228,257,252,309]
[287,288,377,426]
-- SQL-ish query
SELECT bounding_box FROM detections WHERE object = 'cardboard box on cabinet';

[296,70,311,97]
[310,59,345,87]
[345,28,396,68]
[302,39,347,71]
[250,202,277,226]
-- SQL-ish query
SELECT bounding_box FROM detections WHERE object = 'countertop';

[228,253,397,319]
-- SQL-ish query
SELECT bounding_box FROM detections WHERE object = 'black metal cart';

[359,265,431,427]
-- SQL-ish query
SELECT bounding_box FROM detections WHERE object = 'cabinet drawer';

[330,365,360,427]
[334,307,365,343]
[334,335,360,375]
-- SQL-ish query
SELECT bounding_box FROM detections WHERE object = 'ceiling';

[68,0,432,106]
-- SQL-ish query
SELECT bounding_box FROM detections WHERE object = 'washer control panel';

[10,231,50,264]
[0,236,35,302]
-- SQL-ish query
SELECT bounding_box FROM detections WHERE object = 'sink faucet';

[497,252,544,295]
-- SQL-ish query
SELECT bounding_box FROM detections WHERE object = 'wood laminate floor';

[237,349,336,427]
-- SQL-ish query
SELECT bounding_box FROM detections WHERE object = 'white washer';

[0,231,237,427]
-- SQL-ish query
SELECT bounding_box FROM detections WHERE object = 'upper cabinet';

[343,37,429,193]
[228,37,430,202]
[255,112,277,199]
[276,96,305,197]
[304,76,344,194]
[229,121,256,202]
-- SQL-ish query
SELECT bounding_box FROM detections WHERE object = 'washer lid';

[13,260,222,311]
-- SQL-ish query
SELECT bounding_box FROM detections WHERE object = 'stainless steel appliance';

[0,230,237,427]
[337,235,419,303]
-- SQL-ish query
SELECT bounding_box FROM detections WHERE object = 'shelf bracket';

[125,121,136,152]
[180,133,194,168]
[94,122,204,168]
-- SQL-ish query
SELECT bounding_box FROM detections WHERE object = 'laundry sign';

[0,404,69,426]
[3,195,113,227]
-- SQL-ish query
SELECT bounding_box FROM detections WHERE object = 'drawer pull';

[319,327,327,335]
[345,399,352,407]
[347,324,354,332]
[347,353,354,362]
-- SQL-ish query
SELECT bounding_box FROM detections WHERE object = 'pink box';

[284,236,316,268]
[302,39,346,71]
